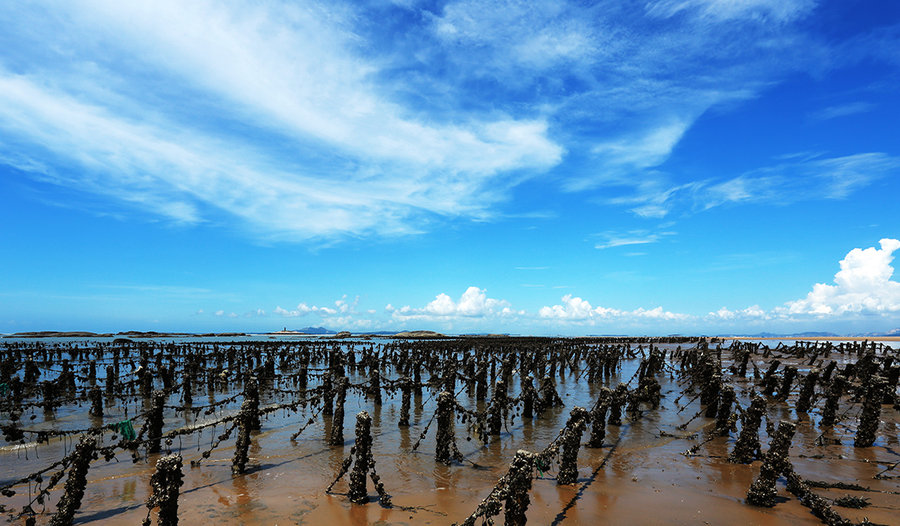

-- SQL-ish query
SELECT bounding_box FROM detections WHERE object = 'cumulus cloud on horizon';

[781,238,900,316]
[708,238,900,323]
[389,286,521,321]
[274,295,359,318]
[538,294,689,323]
[207,239,900,331]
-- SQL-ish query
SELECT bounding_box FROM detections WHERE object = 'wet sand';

[1,338,898,525]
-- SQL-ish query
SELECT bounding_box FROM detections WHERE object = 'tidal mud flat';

[1,336,898,525]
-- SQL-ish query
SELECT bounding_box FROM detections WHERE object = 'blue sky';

[1,0,899,335]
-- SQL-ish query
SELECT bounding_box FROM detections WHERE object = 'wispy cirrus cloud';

[613,152,900,218]
[646,0,816,23]
[810,101,875,121]
[3,0,894,244]
[0,1,562,241]
[594,229,676,250]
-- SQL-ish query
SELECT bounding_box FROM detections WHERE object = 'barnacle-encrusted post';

[854,375,886,448]
[181,367,192,405]
[747,420,796,507]
[453,449,535,526]
[143,454,184,526]
[49,435,97,526]
[821,360,837,383]
[729,394,766,464]
[436,391,463,464]
[820,375,846,427]
[760,360,781,397]
[703,374,721,418]
[557,406,589,485]
[329,377,349,446]
[443,359,456,393]
[475,360,488,401]
[297,364,308,391]
[88,386,103,418]
[715,385,736,436]
[488,379,507,437]
[398,375,411,428]
[349,411,371,503]
[777,366,797,402]
[43,380,57,413]
[321,370,333,416]
[607,384,627,426]
[370,367,382,406]
[105,365,116,395]
[795,369,819,414]
[147,390,166,454]
[504,450,536,526]
[521,375,536,419]
[736,350,750,378]
[244,377,261,431]
[783,466,853,526]
[347,411,390,505]
[231,399,254,474]
[883,366,899,404]
[140,364,153,400]
[539,375,563,411]
[587,387,610,448]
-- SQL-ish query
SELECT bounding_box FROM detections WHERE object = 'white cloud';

[334,295,359,314]
[392,286,519,321]
[273,296,359,318]
[700,153,893,205]
[708,305,768,320]
[617,153,900,218]
[595,229,675,250]
[780,239,900,316]
[1,0,886,245]
[646,0,816,23]
[275,303,332,317]
[811,101,875,121]
[0,1,562,240]
[704,239,900,325]
[591,119,691,171]
[539,294,689,323]
[431,0,598,71]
